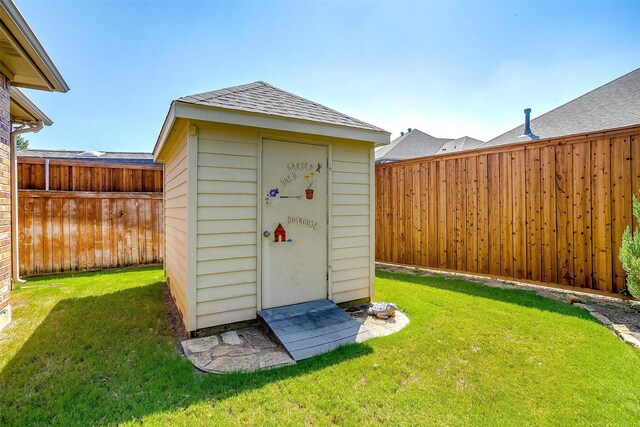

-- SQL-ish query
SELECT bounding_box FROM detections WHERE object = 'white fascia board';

[10,87,52,125]
[153,102,176,162]
[0,0,69,92]
[174,102,391,145]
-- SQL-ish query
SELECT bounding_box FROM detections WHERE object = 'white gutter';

[10,120,43,285]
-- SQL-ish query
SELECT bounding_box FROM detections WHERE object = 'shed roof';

[18,149,156,165]
[484,68,640,148]
[375,129,452,163]
[179,81,385,132]
[155,82,390,160]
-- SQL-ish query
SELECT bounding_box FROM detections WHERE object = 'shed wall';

[194,123,374,330]
[196,125,259,329]
[163,131,189,325]
[331,142,373,303]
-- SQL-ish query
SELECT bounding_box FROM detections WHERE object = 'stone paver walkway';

[182,327,294,373]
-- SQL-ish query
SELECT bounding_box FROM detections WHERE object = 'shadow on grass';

[376,269,594,321]
[0,282,372,425]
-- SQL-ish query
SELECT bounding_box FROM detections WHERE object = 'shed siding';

[331,142,372,303]
[195,125,259,329]
[193,124,373,330]
[163,132,189,324]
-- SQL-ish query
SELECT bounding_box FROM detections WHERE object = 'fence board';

[591,138,612,291]
[610,136,631,292]
[555,144,574,286]
[477,155,489,272]
[375,126,640,294]
[512,150,527,279]
[487,153,501,275]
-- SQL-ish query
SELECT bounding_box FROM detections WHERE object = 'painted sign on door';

[261,140,328,309]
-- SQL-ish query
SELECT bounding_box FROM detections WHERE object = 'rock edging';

[573,303,640,350]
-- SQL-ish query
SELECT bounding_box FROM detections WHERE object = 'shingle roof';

[375,129,452,162]
[178,81,385,132]
[18,149,156,164]
[436,136,484,155]
[484,68,640,148]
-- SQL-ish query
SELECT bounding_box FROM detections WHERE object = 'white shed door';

[261,140,328,309]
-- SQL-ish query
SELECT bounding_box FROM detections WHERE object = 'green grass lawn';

[1,267,639,426]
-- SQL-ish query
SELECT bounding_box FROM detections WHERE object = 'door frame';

[256,134,333,311]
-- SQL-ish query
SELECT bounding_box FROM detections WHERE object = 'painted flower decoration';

[268,188,279,198]
[304,174,315,189]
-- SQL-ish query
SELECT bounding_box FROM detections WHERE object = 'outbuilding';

[153,82,389,334]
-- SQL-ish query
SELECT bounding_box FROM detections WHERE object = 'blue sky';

[16,0,640,151]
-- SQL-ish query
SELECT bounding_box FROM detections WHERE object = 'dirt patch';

[377,263,640,343]
[162,286,190,352]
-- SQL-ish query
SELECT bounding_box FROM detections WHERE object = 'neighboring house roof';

[436,136,484,155]
[154,81,390,160]
[18,149,157,165]
[375,129,452,162]
[484,68,640,148]
[178,81,385,132]
[0,0,68,92]
[9,87,52,125]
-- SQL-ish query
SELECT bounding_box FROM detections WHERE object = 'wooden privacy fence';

[18,191,163,276]
[18,157,164,276]
[375,126,640,294]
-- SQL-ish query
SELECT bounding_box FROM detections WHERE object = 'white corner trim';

[369,146,376,298]
[256,137,263,311]
[327,142,333,300]
[186,122,199,331]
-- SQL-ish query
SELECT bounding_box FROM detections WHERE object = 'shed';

[153,81,389,333]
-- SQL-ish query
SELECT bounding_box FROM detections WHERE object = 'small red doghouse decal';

[274,223,286,242]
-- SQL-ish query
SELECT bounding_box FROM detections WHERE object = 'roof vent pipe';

[523,108,532,135]
[517,108,539,141]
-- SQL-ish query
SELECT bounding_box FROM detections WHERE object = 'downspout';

[10,120,43,286]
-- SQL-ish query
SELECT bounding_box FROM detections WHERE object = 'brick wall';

[0,73,11,330]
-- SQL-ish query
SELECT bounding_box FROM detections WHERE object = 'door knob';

[263,231,271,237]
